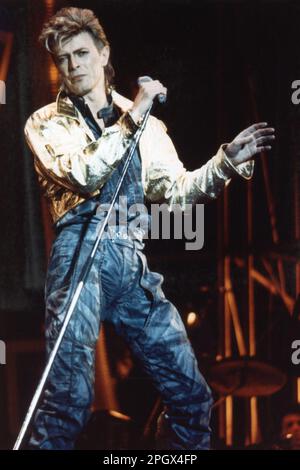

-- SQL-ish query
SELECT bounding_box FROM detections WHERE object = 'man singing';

[24,7,275,449]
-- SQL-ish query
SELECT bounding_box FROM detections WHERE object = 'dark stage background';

[0,0,299,450]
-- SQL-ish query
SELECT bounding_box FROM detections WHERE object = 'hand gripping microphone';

[137,75,167,104]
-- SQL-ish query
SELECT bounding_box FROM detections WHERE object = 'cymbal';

[208,357,286,397]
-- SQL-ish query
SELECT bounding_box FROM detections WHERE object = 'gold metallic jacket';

[24,90,254,224]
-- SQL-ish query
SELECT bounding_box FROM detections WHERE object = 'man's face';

[282,414,300,434]
[54,31,109,96]
[281,413,300,450]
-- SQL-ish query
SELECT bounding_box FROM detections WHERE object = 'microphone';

[137,75,167,104]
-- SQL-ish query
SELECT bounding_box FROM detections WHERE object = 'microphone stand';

[13,105,153,450]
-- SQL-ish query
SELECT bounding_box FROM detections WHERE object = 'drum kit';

[207,356,286,398]
[206,356,292,449]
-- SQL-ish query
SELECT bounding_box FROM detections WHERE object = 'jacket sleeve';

[24,111,138,194]
[142,118,254,209]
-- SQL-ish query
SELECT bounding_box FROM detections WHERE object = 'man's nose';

[68,56,79,72]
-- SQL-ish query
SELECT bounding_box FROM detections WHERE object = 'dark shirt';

[56,94,149,237]
[69,93,120,140]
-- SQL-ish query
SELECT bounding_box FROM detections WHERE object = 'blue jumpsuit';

[28,99,213,450]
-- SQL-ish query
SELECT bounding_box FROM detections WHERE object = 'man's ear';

[100,45,110,66]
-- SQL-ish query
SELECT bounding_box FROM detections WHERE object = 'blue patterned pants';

[28,225,213,450]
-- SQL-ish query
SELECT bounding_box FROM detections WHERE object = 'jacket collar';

[56,88,134,120]
[56,89,79,119]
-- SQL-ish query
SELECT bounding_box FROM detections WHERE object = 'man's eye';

[57,57,66,64]
[78,51,88,57]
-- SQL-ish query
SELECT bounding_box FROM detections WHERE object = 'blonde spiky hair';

[39,7,115,91]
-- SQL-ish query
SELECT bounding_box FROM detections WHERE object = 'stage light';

[187,311,198,326]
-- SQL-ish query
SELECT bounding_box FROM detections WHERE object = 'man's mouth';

[71,75,86,82]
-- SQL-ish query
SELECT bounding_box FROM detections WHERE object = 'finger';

[253,128,275,138]
[155,80,166,88]
[153,81,166,94]
[242,122,268,134]
[256,145,272,152]
[256,135,275,145]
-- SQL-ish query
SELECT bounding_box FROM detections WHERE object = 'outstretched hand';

[225,123,275,166]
